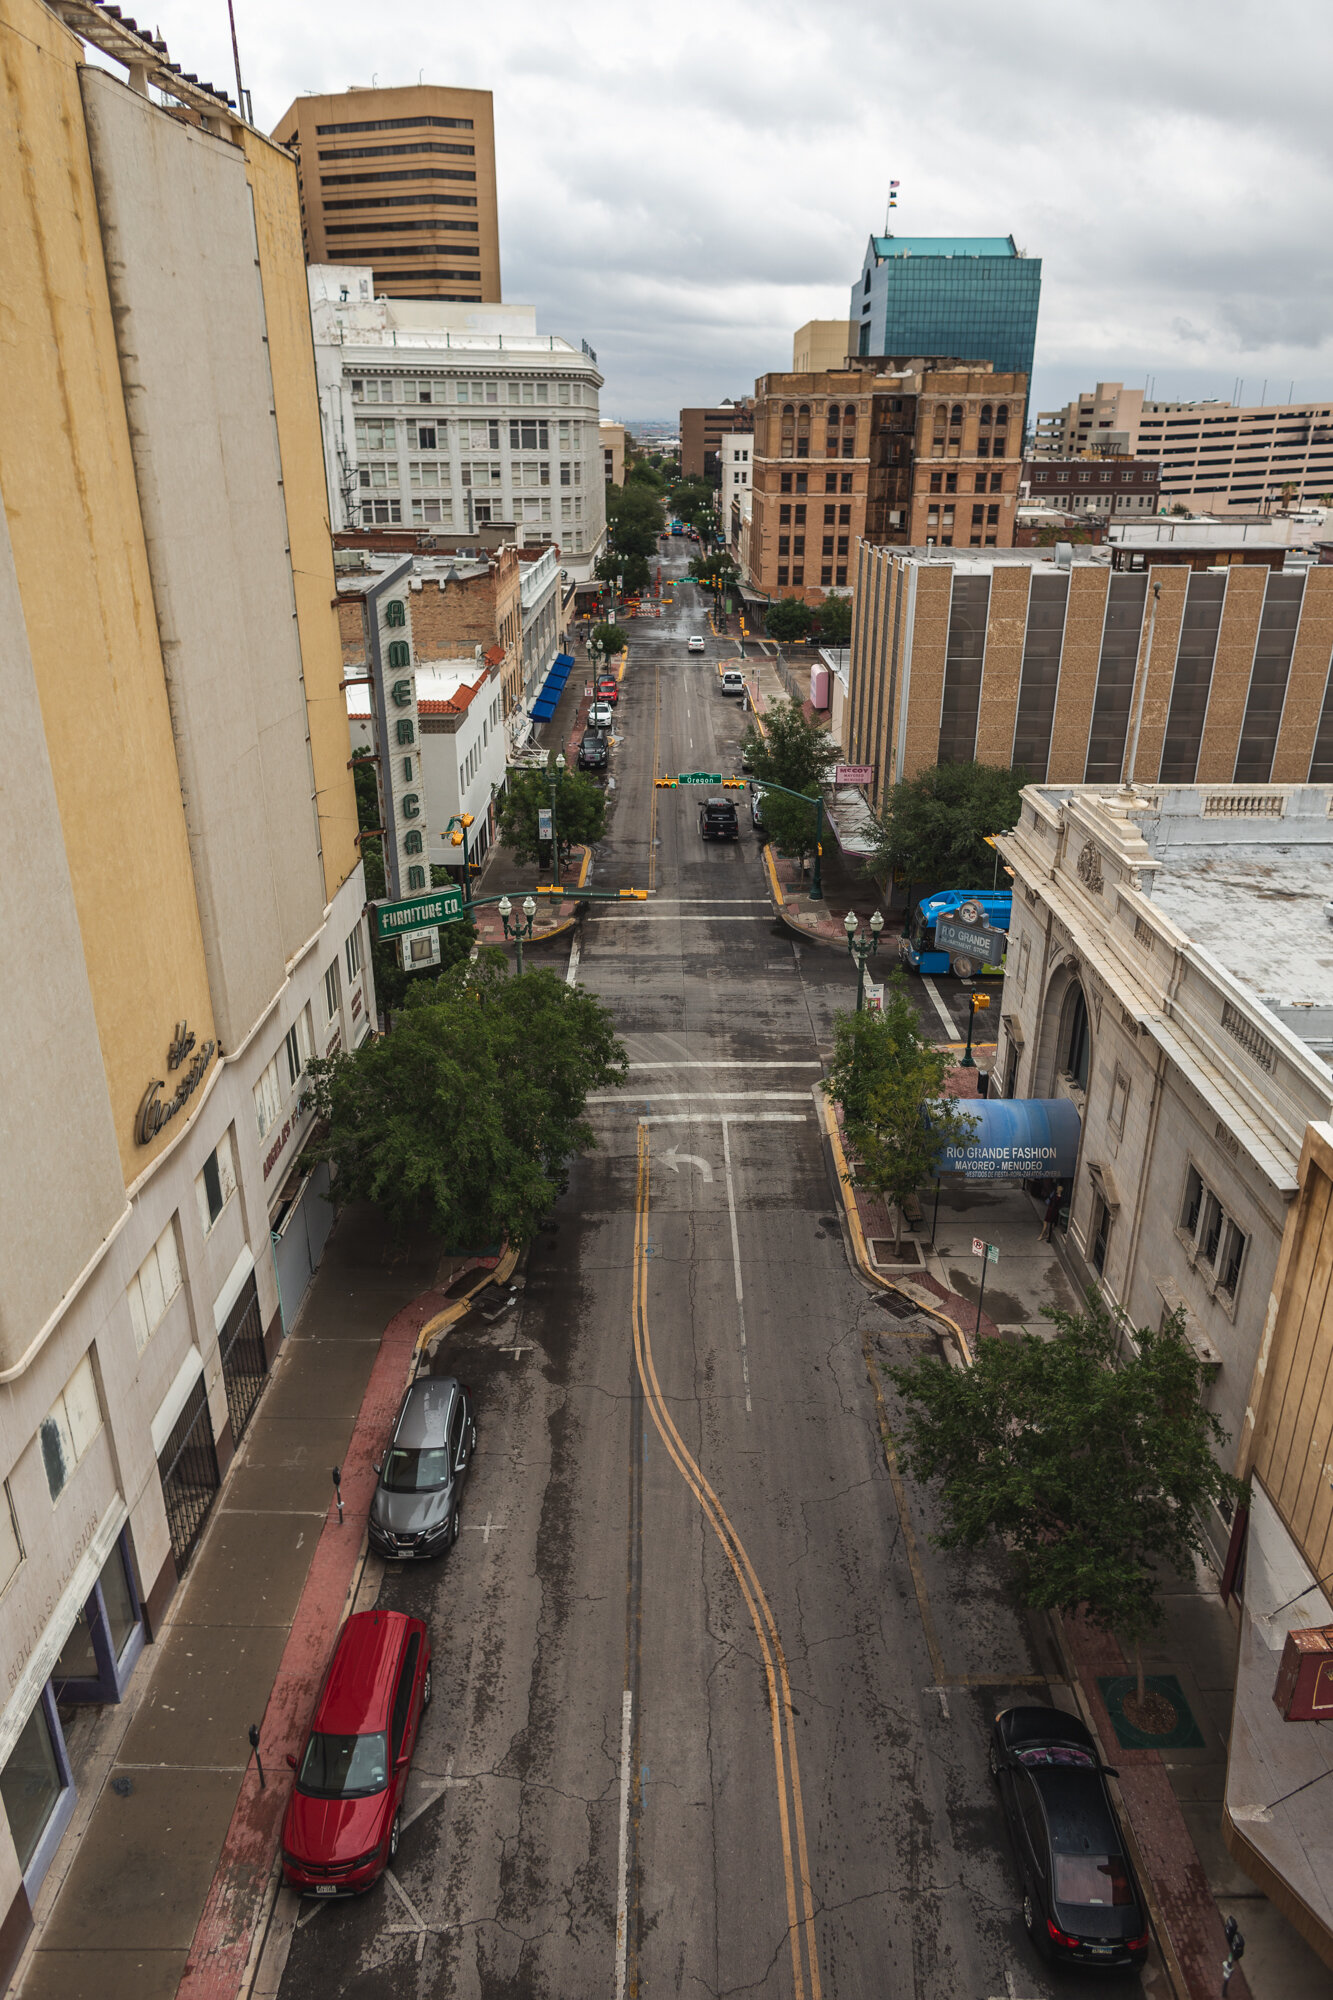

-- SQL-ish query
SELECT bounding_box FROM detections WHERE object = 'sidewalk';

[13,1211,498,2000]
[823,1129,1326,1999]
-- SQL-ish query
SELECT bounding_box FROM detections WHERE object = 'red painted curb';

[176,1285,449,2000]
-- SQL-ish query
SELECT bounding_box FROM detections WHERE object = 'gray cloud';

[157,0,1333,417]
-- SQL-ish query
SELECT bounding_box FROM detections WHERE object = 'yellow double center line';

[632,1124,821,1999]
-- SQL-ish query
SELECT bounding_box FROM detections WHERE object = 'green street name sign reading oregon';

[373,886,466,940]
[677,772,722,785]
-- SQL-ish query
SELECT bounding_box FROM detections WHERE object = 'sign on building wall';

[364,557,424,901]
[834,764,875,786]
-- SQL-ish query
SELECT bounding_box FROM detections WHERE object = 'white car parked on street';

[687,635,706,653]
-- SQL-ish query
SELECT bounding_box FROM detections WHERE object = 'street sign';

[936,916,1007,967]
[538,807,554,841]
[373,886,465,940]
[677,772,722,785]
[972,1238,1000,1265]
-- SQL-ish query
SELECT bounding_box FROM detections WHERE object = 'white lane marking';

[721,1119,752,1415]
[626,1060,823,1069]
[642,1113,808,1124]
[921,976,959,1038]
[566,936,581,985]
[462,1513,505,1542]
[614,1688,633,2000]
[588,1091,811,1103]
[660,1147,714,1181]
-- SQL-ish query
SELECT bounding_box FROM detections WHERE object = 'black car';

[368,1376,475,1560]
[990,1706,1149,1971]
[699,797,739,840]
[578,728,608,771]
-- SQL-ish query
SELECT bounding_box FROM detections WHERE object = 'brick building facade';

[679,400,755,482]
[335,536,523,714]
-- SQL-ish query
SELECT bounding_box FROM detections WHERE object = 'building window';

[837,537,849,556]
[975,472,988,493]
[835,566,847,586]
[825,473,838,493]
[821,566,833,585]
[0,1690,72,1880]
[778,536,790,556]
[839,505,851,524]
[284,1007,314,1090]
[254,1056,283,1139]
[1063,987,1090,1091]
[795,473,807,494]
[780,472,792,493]
[793,537,804,555]
[195,1129,237,1238]
[346,924,363,980]
[822,536,834,556]
[779,504,791,523]
[840,473,852,494]
[792,567,804,584]
[825,503,837,521]
[1180,1167,1247,1299]
[126,1220,183,1351]
[987,505,1000,525]
[794,505,805,523]
[40,1354,102,1504]
[972,505,985,526]
[776,567,789,586]
[1091,1196,1111,1275]
[990,472,1003,493]
[1108,1069,1130,1138]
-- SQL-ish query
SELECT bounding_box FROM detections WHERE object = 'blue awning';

[531,698,558,720]
[554,652,576,668]
[933,1098,1081,1181]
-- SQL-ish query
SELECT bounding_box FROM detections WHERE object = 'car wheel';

[388,1810,401,1862]
[450,1507,461,1547]
[422,1666,432,1710]
[951,955,978,979]
[1023,1891,1049,1958]
[469,1421,477,1456]
[988,1738,1001,1780]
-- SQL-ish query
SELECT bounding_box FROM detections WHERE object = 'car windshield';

[1053,1853,1132,1907]
[297,1730,389,1799]
[381,1445,450,1492]
[1015,1744,1096,1768]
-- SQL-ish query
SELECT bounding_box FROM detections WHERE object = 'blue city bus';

[898,889,1012,977]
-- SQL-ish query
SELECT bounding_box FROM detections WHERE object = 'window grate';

[1220,1001,1275,1072]
[1133,915,1154,952]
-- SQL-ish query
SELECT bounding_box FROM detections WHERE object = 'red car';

[595,675,619,704]
[281,1609,431,1895]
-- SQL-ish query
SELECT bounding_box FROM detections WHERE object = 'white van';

[720,669,745,697]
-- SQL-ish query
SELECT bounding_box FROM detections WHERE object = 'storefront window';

[54,1603,98,1681]
[1,1695,66,1875]
[53,1537,144,1704]
[101,1543,138,1661]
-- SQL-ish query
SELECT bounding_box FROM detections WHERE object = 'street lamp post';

[844,909,884,1009]
[546,750,566,884]
[497,894,537,975]
[446,813,475,902]
[959,991,987,1069]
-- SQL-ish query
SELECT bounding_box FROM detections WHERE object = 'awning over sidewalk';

[933,1097,1081,1181]
[824,785,879,858]
[531,652,575,721]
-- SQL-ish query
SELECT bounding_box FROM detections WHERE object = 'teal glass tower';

[850,235,1041,384]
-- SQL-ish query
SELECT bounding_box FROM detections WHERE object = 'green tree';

[497,766,606,870]
[668,477,717,532]
[596,547,651,595]
[886,1295,1245,1706]
[589,621,629,656]
[764,597,814,642]
[626,459,663,491]
[757,786,821,868]
[813,595,852,644]
[867,759,1025,892]
[688,551,740,599]
[1036,523,1092,546]
[306,960,627,1249]
[1169,502,1190,518]
[824,979,976,1249]
[742,695,841,793]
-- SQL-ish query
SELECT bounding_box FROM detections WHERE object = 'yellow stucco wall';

[241,130,361,906]
[0,0,216,1182]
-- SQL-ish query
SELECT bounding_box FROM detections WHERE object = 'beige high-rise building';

[272,84,501,303]
[792,320,854,373]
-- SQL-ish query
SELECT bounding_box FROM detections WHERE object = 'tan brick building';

[747,360,1026,607]
[847,544,1333,797]
[679,400,755,481]
[336,536,523,713]
[271,85,501,304]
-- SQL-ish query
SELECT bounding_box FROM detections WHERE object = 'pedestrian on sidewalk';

[1039,1183,1063,1242]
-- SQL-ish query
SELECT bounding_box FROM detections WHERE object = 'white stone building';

[994,784,1333,1557]
[308,264,608,579]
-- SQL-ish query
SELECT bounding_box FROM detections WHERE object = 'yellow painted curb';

[816,1089,973,1366]
[414,1241,521,1358]
[763,844,785,908]
[575,843,592,890]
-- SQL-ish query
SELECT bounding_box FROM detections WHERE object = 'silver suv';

[368,1376,475,1560]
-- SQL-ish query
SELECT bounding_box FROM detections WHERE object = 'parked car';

[595,676,619,704]
[588,700,615,729]
[281,1609,432,1896]
[989,1705,1149,1970]
[750,785,765,830]
[699,797,740,841]
[578,729,608,771]
[720,669,744,696]
[368,1376,475,1560]
[687,635,706,653]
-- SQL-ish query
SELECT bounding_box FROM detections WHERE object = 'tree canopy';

[688,551,740,595]
[813,595,852,644]
[668,477,716,532]
[497,766,607,869]
[604,480,664,594]
[349,750,478,1016]
[825,977,975,1245]
[764,597,813,642]
[589,621,629,656]
[867,760,1025,892]
[886,1294,1245,1697]
[742,695,840,794]
[756,786,821,865]
[306,960,627,1249]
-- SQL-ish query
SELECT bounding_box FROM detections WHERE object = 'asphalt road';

[272,556,1147,1999]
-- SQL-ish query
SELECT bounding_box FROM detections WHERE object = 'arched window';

[783,403,795,416]
[798,404,810,420]
[1064,986,1090,1090]
[950,403,964,426]
[979,403,993,426]
[843,406,856,425]
[827,404,840,423]
[995,404,1009,428]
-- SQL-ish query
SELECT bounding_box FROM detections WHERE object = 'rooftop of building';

[308,267,597,366]
[1034,785,1333,1054]
[870,234,1020,259]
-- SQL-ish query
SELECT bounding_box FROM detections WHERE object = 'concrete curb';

[816,1088,974,1366]
[181,1248,517,2000]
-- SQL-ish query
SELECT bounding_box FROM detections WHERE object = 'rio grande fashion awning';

[932,1097,1081,1181]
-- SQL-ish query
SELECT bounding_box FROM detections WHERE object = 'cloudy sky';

[161,0,1333,423]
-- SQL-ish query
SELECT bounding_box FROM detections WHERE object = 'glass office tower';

[851,236,1041,385]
